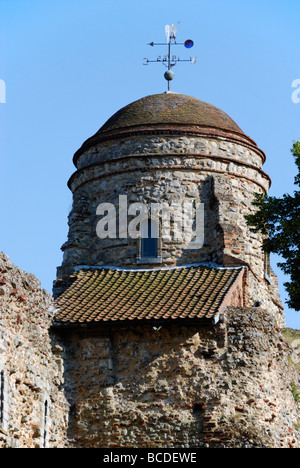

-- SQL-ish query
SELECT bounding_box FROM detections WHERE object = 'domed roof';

[73,93,258,164]
[100,93,243,133]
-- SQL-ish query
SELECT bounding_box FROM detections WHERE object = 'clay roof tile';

[53,265,244,326]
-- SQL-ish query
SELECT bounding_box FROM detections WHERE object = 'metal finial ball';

[164,70,175,81]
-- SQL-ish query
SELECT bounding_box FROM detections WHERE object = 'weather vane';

[144,23,197,92]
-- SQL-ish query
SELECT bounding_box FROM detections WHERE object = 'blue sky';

[0,0,299,327]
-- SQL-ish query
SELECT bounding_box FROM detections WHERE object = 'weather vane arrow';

[143,23,197,92]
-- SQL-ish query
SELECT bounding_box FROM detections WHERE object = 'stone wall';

[58,135,268,275]
[0,253,69,448]
[57,308,300,448]
[0,251,297,448]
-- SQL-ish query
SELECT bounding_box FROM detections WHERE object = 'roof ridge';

[73,263,246,273]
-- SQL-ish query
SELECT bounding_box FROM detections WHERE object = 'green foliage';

[291,382,300,403]
[245,142,300,311]
[282,328,300,345]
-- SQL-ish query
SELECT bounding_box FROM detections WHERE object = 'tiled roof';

[53,265,244,326]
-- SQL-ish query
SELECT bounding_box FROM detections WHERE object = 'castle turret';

[54,93,283,325]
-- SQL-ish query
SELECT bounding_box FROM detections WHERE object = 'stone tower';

[48,92,300,449]
[1,93,299,449]
[54,93,284,326]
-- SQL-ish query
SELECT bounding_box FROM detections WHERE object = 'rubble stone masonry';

[0,252,69,448]
[0,252,299,448]
[1,94,298,448]
[60,136,270,279]
[57,307,300,448]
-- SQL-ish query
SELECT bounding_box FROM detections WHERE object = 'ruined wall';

[59,308,300,448]
[0,253,69,448]
[0,251,297,448]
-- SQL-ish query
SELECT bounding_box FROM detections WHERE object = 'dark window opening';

[190,403,204,446]
[264,252,271,279]
[0,371,4,425]
[193,403,204,414]
[43,400,48,448]
[141,219,158,258]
